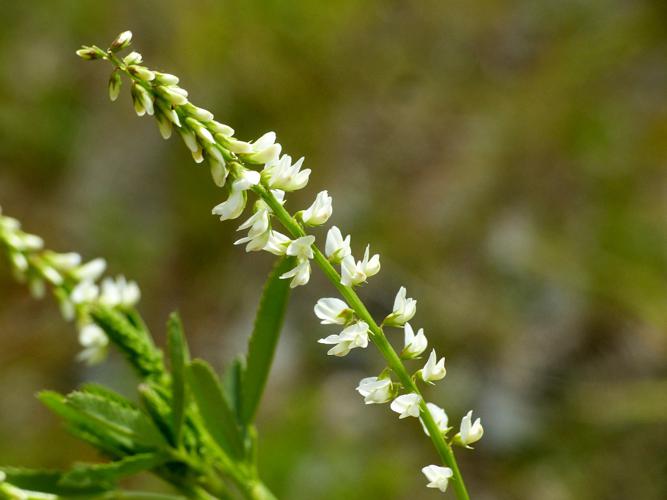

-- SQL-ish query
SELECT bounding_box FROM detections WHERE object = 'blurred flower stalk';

[0,206,140,363]
[77,30,485,498]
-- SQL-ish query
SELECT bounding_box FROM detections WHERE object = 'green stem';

[253,184,470,500]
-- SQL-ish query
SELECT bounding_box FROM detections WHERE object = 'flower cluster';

[80,30,483,497]
[0,206,140,364]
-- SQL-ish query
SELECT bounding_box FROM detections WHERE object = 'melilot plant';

[0,30,483,500]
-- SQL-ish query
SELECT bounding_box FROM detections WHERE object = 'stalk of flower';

[79,31,482,499]
[0,206,140,364]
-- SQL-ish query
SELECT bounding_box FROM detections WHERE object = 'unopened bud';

[110,30,133,52]
[108,70,122,102]
[128,65,156,82]
[76,46,102,60]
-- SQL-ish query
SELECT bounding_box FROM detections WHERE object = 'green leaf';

[138,383,174,446]
[187,360,244,460]
[223,355,244,423]
[79,384,137,409]
[39,391,130,456]
[59,453,169,489]
[241,257,293,424]
[66,391,168,450]
[90,306,165,380]
[167,312,190,446]
[0,467,108,496]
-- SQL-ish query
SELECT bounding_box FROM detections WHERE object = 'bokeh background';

[1,1,666,498]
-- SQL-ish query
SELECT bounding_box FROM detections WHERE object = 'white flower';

[317,321,369,356]
[243,131,282,164]
[70,280,99,305]
[340,255,366,287]
[356,377,394,404]
[401,323,428,359]
[390,392,422,419]
[422,465,453,493]
[234,206,271,252]
[212,189,246,221]
[237,207,270,237]
[301,190,333,226]
[280,259,311,288]
[359,245,380,277]
[75,258,107,282]
[263,230,291,256]
[77,324,109,365]
[212,172,259,221]
[100,276,141,307]
[262,154,311,191]
[325,226,351,264]
[339,246,380,287]
[234,169,261,190]
[420,402,449,436]
[314,297,352,325]
[419,349,446,383]
[384,286,417,326]
[285,235,315,260]
[456,410,484,448]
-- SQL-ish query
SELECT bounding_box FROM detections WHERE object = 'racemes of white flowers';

[79,31,484,496]
[422,465,453,493]
[455,411,484,448]
[0,206,140,365]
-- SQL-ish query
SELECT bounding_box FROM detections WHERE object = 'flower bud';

[108,70,122,102]
[110,30,133,52]
[131,83,154,116]
[128,65,156,82]
[154,72,180,86]
[183,103,214,122]
[76,46,103,60]
[123,51,143,65]
[156,85,188,106]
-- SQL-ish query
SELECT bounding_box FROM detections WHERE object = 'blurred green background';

[1,1,666,498]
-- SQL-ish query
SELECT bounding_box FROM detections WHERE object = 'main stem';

[253,184,470,500]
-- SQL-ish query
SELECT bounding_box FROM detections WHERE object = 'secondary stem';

[253,184,470,500]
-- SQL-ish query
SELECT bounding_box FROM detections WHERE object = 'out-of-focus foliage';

[0,1,666,499]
